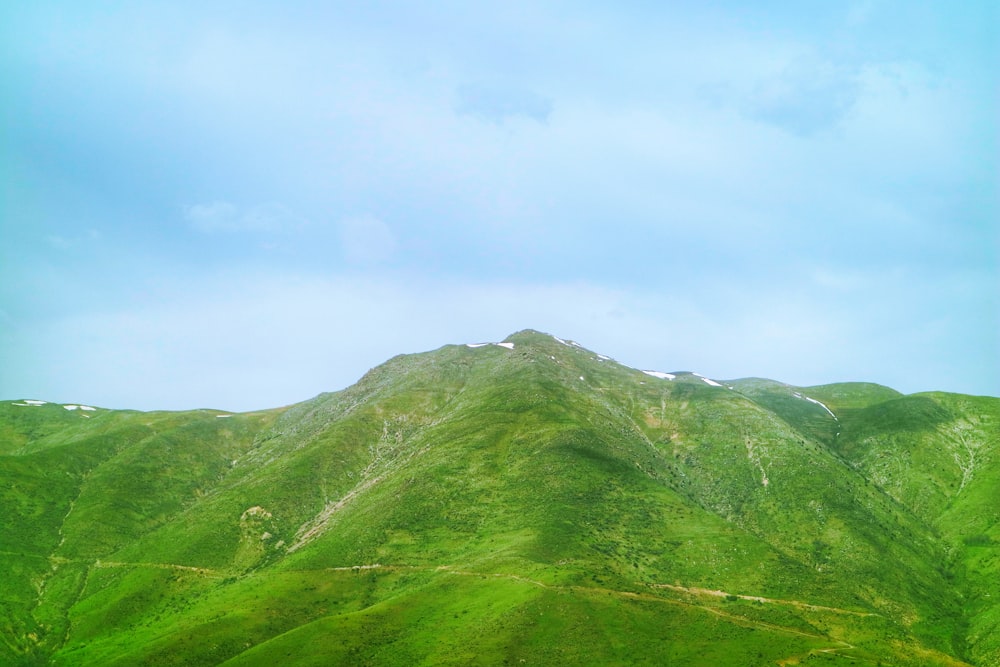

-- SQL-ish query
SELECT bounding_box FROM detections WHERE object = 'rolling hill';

[1,330,997,666]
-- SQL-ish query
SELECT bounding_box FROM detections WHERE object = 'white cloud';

[742,57,861,135]
[338,215,397,265]
[0,270,939,411]
[185,201,306,234]
[3,2,994,409]
[846,0,876,27]
[455,83,553,124]
[44,229,103,250]
[184,201,240,232]
[46,235,74,249]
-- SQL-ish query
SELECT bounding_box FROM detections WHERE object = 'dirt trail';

[14,553,967,665]
[431,566,862,657]
[291,562,873,622]
[648,582,879,617]
[0,551,225,578]
[307,563,859,656]
[94,560,223,577]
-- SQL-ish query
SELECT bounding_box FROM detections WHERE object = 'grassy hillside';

[1,331,996,665]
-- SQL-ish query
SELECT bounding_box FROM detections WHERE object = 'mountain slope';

[1,330,996,666]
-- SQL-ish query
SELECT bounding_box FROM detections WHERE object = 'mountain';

[1,330,997,666]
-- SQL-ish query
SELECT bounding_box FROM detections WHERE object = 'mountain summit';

[2,332,997,665]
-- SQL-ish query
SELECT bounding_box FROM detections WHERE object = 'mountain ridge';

[1,330,997,665]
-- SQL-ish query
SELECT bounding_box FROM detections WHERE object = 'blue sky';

[2,1,997,411]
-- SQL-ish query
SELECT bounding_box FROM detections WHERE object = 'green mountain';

[1,330,997,666]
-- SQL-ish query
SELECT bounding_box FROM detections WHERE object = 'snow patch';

[24,400,47,406]
[466,343,490,348]
[63,404,96,411]
[495,342,515,350]
[643,371,676,381]
[804,396,837,419]
[692,373,723,387]
[216,414,233,418]
[551,335,572,347]
[579,376,585,381]
[596,354,611,361]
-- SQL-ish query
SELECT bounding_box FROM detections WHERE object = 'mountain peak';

[3,335,997,666]
[504,328,577,345]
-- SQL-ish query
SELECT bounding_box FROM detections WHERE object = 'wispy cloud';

[185,201,306,234]
[184,201,239,232]
[2,2,995,407]
[3,267,991,411]
[742,57,860,135]
[455,83,553,124]
[338,215,397,265]
[45,229,102,250]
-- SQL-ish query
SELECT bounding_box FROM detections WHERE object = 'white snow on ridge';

[466,343,490,348]
[642,370,676,380]
[596,354,611,361]
[495,342,515,350]
[551,335,572,347]
[804,396,837,419]
[792,391,838,419]
[691,372,723,387]
[24,399,47,406]
[63,404,96,411]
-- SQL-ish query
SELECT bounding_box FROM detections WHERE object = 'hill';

[1,330,997,665]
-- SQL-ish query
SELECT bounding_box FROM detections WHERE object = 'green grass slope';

[0,403,282,665]
[822,391,1000,666]
[1,331,994,666]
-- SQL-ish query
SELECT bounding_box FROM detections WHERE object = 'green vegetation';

[1,331,996,665]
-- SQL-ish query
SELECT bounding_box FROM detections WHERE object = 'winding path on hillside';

[22,554,968,664]
[647,582,879,617]
[63,558,866,657]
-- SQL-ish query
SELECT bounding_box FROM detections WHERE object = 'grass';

[1,330,995,665]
